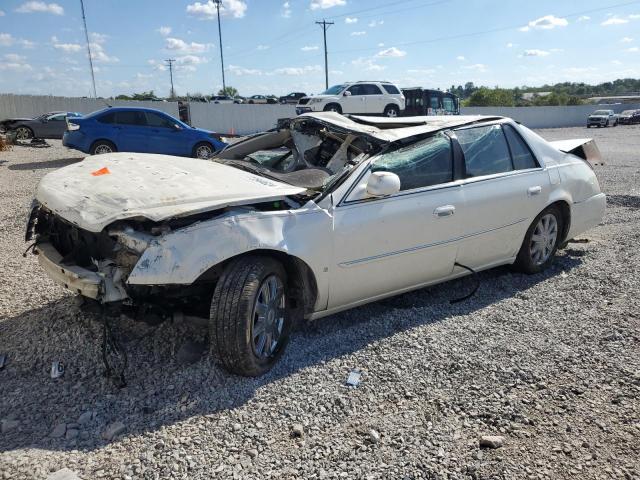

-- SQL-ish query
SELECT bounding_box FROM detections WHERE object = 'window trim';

[502,123,541,169]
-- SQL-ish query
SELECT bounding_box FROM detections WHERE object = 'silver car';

[0,111,82,140]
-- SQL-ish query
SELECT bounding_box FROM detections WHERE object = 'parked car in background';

[0,111,82,140]
[296,81,405,117]
[247,95,277,104]
[617,109,640,125]
[210,95,242,104]
[62,107,226,158]
[28,112,605,376]
[402,88,459,116]
[279,92,307,104]
[587,109,617,128]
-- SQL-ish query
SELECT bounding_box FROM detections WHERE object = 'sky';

[0,0,640,98]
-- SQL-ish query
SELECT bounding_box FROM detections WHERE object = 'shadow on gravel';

[607,194,640,209]
[0,251,584,452]
[7,157,82,171]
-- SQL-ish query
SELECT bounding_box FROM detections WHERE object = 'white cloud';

[368,20,384,28]
[523,49,550,57]
[5,53,26,62]
[15,1,63,15]
[345,17,357,24]
[90,32,108,44]
[627,47,639,52]
[186,0,247,19]
[0,10,4,16]
[52,39,82,53]
[463,63,488,72]
[157,26,172,37]
[376,47,406,58]
[310,0,346,10]
[228,64,262,76]
[621,37,633,43]
[611,59,623,65]
[520,14,568,32]
[629,14,640,19]
[282,1,291,18]
[351,31,366,36]
[176,55,208,65]
[601,16,628,26]
[165,37,210,54]
[274,65,322,75]
[0,33,14,47]
[506,42,515,48]
[351,57,386,71]
[148,59,167,71]
[301,45,319,51]
[456,55,465,61]
[257,44,269,51]
[90,42,118,63]
[329,69,343,75]
[0,54,32,71]
[20,39,36,49]
[577,15,590,22]
[407,68,436,75]
[377,42,384,47]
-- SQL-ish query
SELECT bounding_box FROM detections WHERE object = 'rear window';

[503,124,538,170]
[381,84,400,95]
[97,112,116,124]
[457,125,513,177]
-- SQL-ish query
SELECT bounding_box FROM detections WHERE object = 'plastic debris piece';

[50,361,65,379]
[91,167,111,176]
[346,369,362,387]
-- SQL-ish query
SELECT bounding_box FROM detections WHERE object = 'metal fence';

[0,94,180,119]
[188,103,296,135]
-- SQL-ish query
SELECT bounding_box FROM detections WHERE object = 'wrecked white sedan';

[26,113,606,376]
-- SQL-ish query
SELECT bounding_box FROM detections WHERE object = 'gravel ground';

[0,128,639,480]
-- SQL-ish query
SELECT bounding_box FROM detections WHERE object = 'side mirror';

[343,90,352,97]
[366,171,401,197]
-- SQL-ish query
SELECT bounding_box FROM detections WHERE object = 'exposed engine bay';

[214,116,385,190]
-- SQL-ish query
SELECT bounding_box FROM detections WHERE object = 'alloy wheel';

[386,108,398,118]
[196,145,213,159]
[94,144,113,154]
[16,127,31,140]
[251,274,285,359]
[530,213,558,265]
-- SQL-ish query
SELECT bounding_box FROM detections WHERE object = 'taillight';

[67,122,80,131]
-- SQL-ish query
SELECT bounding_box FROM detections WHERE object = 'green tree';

[218,86,239,97]
[465,87,515,107]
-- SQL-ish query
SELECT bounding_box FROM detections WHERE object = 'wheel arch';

[546,199,571,243]
[194,249,319,320]
[89,138,117,152]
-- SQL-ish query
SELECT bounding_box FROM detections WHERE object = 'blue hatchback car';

[62,107,227,158]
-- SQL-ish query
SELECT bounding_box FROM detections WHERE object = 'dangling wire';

[450,262,480,304]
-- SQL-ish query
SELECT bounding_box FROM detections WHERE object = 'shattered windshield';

[321,84,347,95]
[215,118,382,191]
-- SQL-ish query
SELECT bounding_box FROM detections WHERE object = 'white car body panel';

[31,115,606,318]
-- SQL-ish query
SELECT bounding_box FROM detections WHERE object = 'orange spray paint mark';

[91,167,111,176]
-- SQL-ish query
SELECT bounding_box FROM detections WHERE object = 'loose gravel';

[1,129,639,480]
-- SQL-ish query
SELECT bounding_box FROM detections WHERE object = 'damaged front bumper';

[35,242,129,303]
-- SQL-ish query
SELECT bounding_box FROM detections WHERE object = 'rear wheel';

[15,126,33,140]
[209,256,291,376]
[513,206,563,274]
[193,142,214,159]
[384,105,399,117]
[90,140,116,155]
[323,103,342,114]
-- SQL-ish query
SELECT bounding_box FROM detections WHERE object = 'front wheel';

[513,206,564,274]
[323,103,342,114]
[193,142,214,159]
[209,256,291,376]
[15,126,33,140]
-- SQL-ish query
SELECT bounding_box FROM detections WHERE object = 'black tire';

[90,140,116,155]
[15,126,34,140]
[323,103,342,114]
[193,141,214,159]
[604,120,609,127]
[513,205,564,274]
[209,255,292,377]
[586,125,591,128]
[248,100,254,104]
[383,105,400,118]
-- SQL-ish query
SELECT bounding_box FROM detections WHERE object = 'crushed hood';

[36,152,306,232]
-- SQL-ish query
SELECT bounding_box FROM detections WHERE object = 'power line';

[165,59,176,98]
[316,19,334,89]
[79,0,97,98]
[214,0,226,92]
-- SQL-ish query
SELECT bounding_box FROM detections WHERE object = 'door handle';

[528,186,542,196]
[434,205,455,217]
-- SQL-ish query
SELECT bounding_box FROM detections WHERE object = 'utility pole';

[165,59,176,99]
[316,19,334,89]
[79,0,97,97]
[214,0,226,93]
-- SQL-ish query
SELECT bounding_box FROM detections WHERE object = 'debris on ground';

[346,369,362,387]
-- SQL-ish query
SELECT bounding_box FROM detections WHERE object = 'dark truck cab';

[401,88,459,116]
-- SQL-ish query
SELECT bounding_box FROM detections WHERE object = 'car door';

[342,84,367,114]
[361,83,385,114]
[113,110,149,152]
[144,111,185,155]
[329,132,463,309]
[453,123,549,269]
[40,113,67,138]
